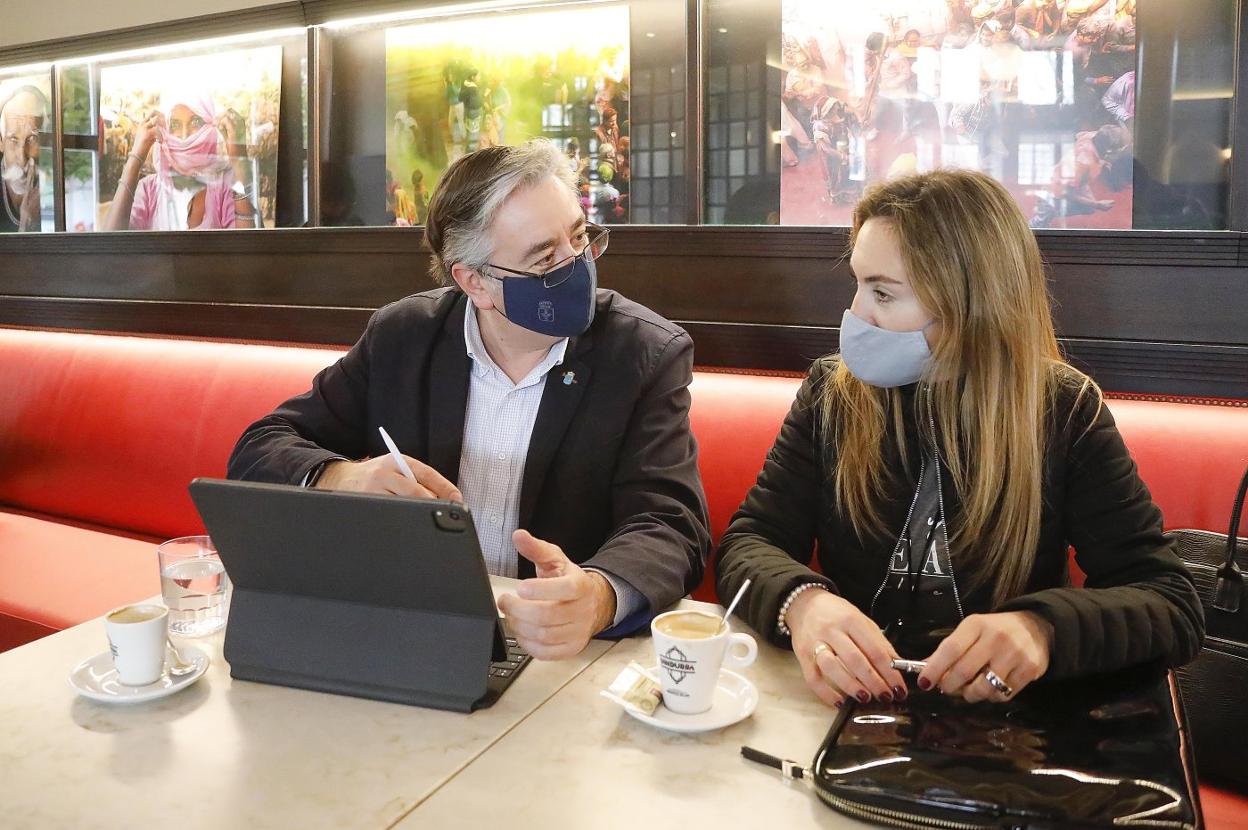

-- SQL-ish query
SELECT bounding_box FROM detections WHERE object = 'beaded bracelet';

[776,582,829,636]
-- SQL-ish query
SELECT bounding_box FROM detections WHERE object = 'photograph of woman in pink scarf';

[103,89,258,231]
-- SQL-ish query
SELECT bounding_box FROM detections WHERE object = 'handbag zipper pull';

[741,745,811,782]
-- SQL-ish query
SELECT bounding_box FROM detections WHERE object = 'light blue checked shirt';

[458,305,644,626]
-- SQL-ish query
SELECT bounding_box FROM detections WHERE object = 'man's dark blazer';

[227,287,710,621]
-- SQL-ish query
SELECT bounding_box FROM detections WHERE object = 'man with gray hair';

[230,140,710,658]
[0,84,48,233]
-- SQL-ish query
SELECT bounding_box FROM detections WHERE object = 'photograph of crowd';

[0,72,54,233]
[98,46,282,231]
[385,5,630,225]
[780,0,1136,228]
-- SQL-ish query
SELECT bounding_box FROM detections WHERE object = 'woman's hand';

[918,611,1052,703]
[132,111,164,159]
[787,588,907,708]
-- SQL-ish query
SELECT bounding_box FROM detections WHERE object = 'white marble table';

[1,586,868,829]
[0,577,611,830]
[402,597,871,829]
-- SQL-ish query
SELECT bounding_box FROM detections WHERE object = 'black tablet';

[189,478,527,712]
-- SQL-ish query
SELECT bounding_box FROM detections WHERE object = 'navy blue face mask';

[497,253,597,338]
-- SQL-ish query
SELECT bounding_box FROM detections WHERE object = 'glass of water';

[157,536,229,636]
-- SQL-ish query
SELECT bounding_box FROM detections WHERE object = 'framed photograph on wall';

[0,68,55,233]
[778,0,1136,229]
[97,45,283,231]
[385,4,631,225]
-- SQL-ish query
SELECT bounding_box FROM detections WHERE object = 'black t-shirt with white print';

[869,453,964,658]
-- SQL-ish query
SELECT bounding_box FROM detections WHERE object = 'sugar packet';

[600,661,663,715]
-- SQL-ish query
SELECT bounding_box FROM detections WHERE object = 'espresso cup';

[105,604,169,686]
[651,609,757,715]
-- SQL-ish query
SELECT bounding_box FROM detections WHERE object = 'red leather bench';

[2,327,1245,825]
[0,329,341,650]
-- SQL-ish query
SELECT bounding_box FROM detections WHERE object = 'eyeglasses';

[485,223,610,288]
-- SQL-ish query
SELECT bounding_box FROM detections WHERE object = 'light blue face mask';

[839,309,934,388]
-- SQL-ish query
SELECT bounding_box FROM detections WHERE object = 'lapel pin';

[562,371,576,386]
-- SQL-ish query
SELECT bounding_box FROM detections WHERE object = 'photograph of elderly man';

[228,139,709,659]
[0,80,51,233]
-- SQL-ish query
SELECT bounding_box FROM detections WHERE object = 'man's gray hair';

[423,139,578,285]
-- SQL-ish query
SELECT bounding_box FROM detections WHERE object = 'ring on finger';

[984,670,1013,697]
[813,641,831,660]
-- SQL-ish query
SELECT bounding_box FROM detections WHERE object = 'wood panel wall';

[1,227,1244,397]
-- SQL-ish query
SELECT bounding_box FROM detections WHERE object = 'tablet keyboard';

[486,636,532,696]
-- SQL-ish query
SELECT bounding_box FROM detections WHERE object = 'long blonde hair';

[824,169,1096,607]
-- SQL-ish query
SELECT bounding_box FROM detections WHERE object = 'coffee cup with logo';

[651,609,757,715]
[105,604,169,686]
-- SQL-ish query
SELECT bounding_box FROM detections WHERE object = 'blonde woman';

[715,169,1203,708]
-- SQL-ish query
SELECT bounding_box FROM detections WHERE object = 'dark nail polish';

[834,700,843,709]
[893,685,907,700]
[880,692,893,703]
[857,691,870,703]
[918,677,932,691]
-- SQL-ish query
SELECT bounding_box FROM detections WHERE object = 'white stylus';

[378,426,417,482]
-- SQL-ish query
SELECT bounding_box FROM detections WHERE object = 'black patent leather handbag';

[1169,464,1248,789]
[744,667,1202,830]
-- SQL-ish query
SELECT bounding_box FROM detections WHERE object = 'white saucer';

[68,645,210,704]
[613,666,758,733]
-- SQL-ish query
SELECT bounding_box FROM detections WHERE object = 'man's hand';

[18,164,39,231]
[787,589,906,708]
[918,611,1052,703]
[496,529,616,660]
[316,456,463,501]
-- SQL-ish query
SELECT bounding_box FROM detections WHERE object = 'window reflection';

[706,1,782,224]
[63,65,99,232]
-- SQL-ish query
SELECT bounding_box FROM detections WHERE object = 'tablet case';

[189,478,506,713]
